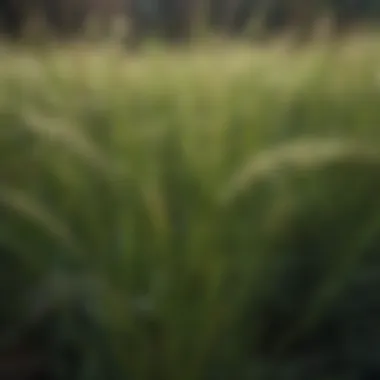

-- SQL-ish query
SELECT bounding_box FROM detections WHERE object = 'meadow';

[1,36,380,379]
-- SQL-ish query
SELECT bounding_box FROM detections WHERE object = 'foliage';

[0,38,380,379]
[1,0,380,43]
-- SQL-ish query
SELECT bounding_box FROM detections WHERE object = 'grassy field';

[1,37,380,380]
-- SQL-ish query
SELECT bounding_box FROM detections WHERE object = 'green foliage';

[0,40,380,379]
[131,0,380,41]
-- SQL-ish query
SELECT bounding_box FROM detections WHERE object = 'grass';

[1,36,380,379]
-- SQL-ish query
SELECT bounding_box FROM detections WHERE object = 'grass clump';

[1,38,380,380]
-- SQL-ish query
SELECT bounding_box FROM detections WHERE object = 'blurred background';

[0,1,379,380]
[0,0,379,44]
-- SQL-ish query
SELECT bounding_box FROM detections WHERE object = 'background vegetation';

[0,37,380,379]
[1,0,380,43]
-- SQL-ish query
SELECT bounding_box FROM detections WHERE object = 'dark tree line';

[0,0,127,39]
[0,0,379,42]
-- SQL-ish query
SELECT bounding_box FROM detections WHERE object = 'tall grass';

[1,37,380,379]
